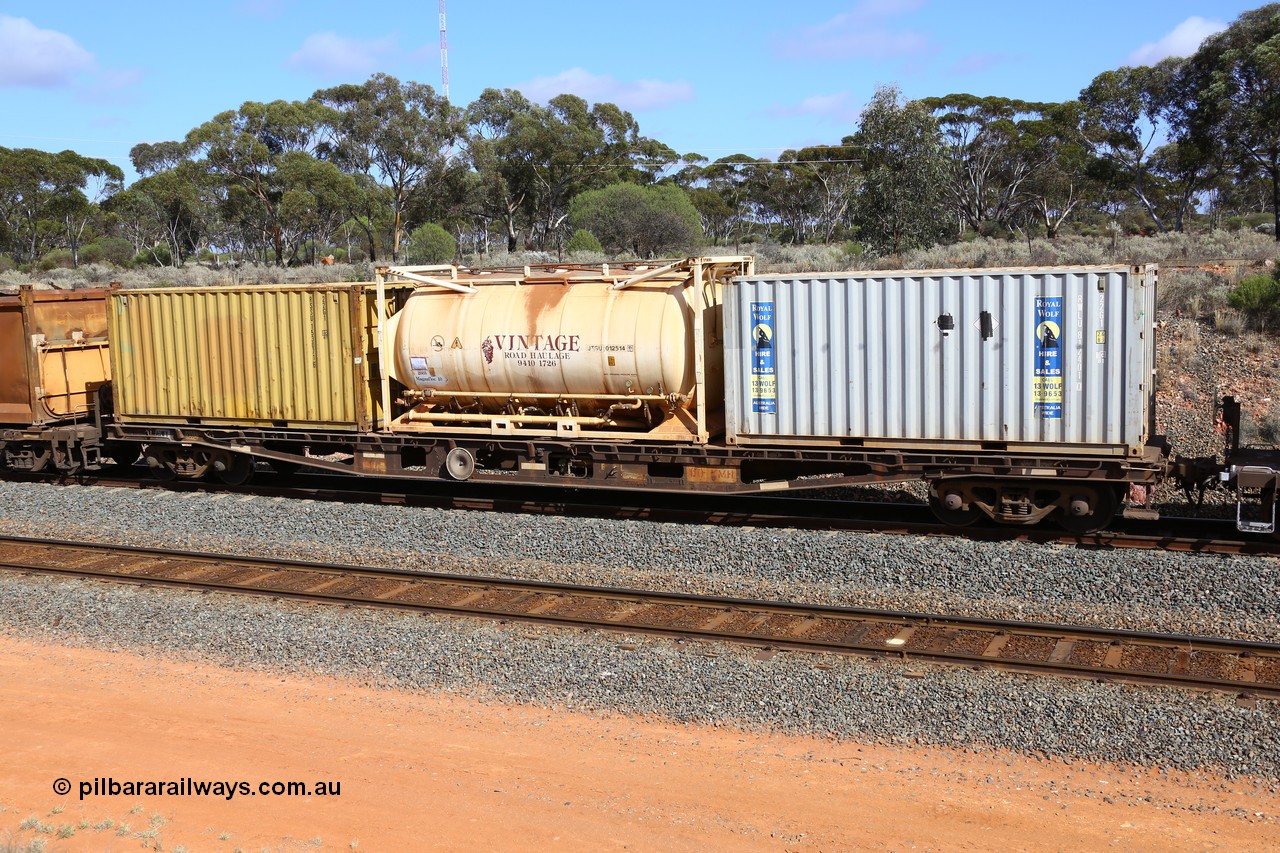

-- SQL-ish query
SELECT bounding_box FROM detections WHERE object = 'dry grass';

[1214,309,1247,336]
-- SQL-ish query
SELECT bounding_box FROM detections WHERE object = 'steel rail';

[1,534,1277,701]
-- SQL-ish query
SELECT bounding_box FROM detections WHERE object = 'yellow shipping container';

[108,283,406,431]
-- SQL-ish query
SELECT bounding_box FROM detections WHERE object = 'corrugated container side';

[724,266,1155,455]
[110,285,368,429]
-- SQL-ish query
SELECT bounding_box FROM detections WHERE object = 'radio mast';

[439,0,450,101]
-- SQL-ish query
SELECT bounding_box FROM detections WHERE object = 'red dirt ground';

[0,635,1275,851]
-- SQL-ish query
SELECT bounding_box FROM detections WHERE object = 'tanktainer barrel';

[379,258,754,441]
[387,278,694,402]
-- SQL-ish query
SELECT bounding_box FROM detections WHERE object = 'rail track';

[1,534,1277,702]
[7,469,1280,558]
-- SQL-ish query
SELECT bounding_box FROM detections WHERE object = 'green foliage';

[0,146,122,265]
[12,25,1280,272]
[1229,271,1280,321]
[568,182,702,256]
[850,86,954,256]
[41,249,75,269]
[80,237,135,266]
[565,228,602,253]
[133,243,173,267]
[406,222,456,263]
[314,74,464,262]
[838,241,864,262]
[1223,213,1273,232]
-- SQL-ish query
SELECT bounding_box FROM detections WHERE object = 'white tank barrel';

[386,277,696,416]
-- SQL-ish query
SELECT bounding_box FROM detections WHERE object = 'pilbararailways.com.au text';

[58,777,341,801]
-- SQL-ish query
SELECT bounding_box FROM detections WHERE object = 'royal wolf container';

[723,265,1157,456]
[0,286,111,426]
[108,283,408,430]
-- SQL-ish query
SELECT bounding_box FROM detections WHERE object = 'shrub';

[1223,213,1273,232]
[569,182,702,256]
[565,229,602,254]
[1228,273,1280,322]
[35,250,74,271]
[80,237,135,267]
[1159,270,1230,316]
[838,241,865,264]
[405,223,457,264]
[133,243,173,267]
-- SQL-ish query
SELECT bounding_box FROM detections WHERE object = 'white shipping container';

[723,265,1157,456]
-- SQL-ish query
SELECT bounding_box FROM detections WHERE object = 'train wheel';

[143,447,177,481]
[143,447,211,480]
[211,452,254,486]
[1055,486,1120,534]
[927,488,982,526]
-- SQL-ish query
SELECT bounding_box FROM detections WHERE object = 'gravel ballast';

[0,479,1278,779]
[0,481,1275,640]
[0,572,1276,781]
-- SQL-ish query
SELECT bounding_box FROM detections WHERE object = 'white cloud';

[0,16,95,88]
[775,0,930,60]
[1128,16,1225,65]
[768,91,864,125]
[287,32,397,78]
[514,68,694,111]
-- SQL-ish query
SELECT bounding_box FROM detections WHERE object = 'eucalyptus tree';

[677,154,765,245]
[123,143,219,267]
[1183,4,1280,238]
[312,74,464,261]
[1015,102,1104,238]
[568,182,702,256]
[465,89,667,251]
[1078,60,1185,232]
[183,99,337,265]
[746,155,823,244]
[515,94,655,250]
[464,87,537,252]
[0,147,121,265]
[921,94,1059,233]
[276,153,362,263]
[848,86,952,255]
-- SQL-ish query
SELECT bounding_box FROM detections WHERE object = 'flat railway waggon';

[2,257,1277,536]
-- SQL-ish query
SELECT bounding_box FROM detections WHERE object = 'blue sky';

[0,1,1259,184]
